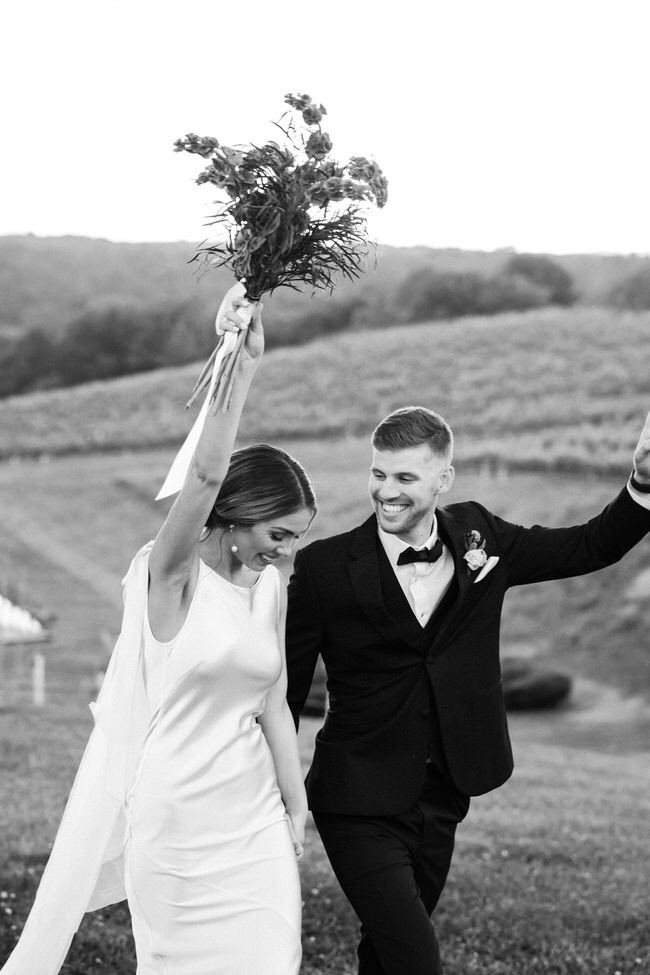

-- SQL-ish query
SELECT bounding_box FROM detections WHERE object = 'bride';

[2,294,314,974]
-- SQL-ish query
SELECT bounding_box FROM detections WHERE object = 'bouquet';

[175,93,388,413]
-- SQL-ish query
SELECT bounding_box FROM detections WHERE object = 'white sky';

[2,0,650,254]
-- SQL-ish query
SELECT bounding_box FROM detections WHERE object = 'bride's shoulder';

[265,562,284,587]
[121,540,155,589]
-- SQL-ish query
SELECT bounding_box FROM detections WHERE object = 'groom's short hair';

[372,406,453,461]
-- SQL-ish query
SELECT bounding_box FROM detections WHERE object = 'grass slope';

[0,306,648,473]
[0,456,649,971]
[1,706,649,974]
[1,303,650,972]
[300,729,650,975]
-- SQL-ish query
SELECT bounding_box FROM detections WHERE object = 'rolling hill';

[0,304,647,472]
[2,234,650,340]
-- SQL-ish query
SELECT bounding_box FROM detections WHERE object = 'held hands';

[632,410,650,485]
[287,809,307,863]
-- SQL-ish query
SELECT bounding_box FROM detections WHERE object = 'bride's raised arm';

[147,293,264,635]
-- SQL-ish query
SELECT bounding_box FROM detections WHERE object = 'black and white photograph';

[1,2,649,973]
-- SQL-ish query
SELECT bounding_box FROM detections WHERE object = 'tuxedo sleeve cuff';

[627,480,650,511]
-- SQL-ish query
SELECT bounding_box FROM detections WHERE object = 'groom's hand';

[632,410,650,484]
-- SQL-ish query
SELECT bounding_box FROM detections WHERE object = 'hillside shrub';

[606,267,650,309]
[0,300,217,397]
[55,302,167,384]
[503,253,577,306]
[470,271,548,314]
[398,269,485,321]
[0,328,59,397]
[263,296,364,348]
[397,267,549,323]
[501,657,573,710]
[0,291,370,397]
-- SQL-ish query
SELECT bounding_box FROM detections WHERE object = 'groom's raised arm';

[286,547,325,730]
[494,411,650,588]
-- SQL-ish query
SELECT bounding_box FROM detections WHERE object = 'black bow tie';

[397,538,444,565]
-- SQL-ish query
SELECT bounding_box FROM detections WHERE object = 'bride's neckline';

[199,556,263,591]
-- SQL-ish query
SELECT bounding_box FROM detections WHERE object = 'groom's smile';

[368,444,455,546]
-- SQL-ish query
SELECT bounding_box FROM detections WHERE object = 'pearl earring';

[229,524,238,553]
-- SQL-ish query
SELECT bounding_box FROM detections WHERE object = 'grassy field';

[0,306,648,475]
[1,302,650,972]
[1,706,649,975]
[1,440,649,973]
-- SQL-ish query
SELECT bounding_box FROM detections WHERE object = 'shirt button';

[420,708,431,718]
[426,655,433,665]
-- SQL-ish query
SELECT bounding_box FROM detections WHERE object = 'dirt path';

[3,495,123,610]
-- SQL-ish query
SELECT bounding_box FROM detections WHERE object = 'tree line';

[1,253,648,398]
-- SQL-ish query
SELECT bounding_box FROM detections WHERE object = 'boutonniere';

[463,529,488,575]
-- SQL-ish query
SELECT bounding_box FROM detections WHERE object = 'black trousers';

[312,765,470,975]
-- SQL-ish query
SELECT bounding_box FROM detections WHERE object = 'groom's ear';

[436,466,455,495]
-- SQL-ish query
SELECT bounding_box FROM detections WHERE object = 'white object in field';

[32,652,46,706]
[0,593,45,642]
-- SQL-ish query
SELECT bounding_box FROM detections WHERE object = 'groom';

[286,406,650,975]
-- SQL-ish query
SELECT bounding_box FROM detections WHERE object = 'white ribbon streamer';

[155,282,251,500]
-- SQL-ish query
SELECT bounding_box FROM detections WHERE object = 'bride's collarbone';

[199,545,261,589]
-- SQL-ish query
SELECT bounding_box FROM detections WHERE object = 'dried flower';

[301,102,326,126]
[284,93,313,112]
[175,94,388,411]
[175,93,387,301]
[305,130,333,160]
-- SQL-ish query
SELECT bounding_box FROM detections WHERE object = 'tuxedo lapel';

[348,515,422,649]
[429,506,474,646]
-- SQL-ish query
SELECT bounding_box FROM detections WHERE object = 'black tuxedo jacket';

[286,486,650,814]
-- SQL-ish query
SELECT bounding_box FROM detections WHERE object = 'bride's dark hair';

[205,443,316,531]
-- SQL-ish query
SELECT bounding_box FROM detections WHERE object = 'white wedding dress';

[1,545,301,975]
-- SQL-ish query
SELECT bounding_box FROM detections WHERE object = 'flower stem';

[222,330,248,412]
[185,344,220,410]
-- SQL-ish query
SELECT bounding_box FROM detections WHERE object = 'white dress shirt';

[628,480,650,511]
[378,516,455,627]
